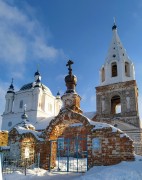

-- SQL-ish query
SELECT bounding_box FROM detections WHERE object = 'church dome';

[34,70,40,76]
[64,60,77,93]
[20,83,52,95]
[65,74,77,86]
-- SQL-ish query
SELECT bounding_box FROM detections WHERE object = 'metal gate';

[50,136,88,172]
[2,154,39,174]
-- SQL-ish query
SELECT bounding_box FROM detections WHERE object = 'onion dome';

[21,109,35,130]
[112,23,117,30]
[65,60,77,93]
[34,70,40,76]
[21,109,28,120]
[56,91,61,99]
[34,69,41,82]
[7,78,14,93]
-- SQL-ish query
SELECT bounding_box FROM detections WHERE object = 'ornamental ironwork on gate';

[50,136,88,172]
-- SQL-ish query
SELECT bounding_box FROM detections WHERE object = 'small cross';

[113,17,116,25]
[66,60,74,75]
[37,64,40,72]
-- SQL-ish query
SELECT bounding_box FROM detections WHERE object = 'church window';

[101,67,105,82]
[19,100,23,109]
[125,62,130,77]
[92,138,101,151]
[111,62,117,77]
[113,54,116,58]
[111,95,121,114]
[8,121,12,127]
[113,47,115,49]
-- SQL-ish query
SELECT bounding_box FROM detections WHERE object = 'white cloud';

[0,0,64,65]
[33,37,61,60]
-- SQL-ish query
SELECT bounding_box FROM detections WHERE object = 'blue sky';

[0,0,142,122]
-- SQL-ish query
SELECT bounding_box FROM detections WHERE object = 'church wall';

[13,90,33,113]
[100,61,135,86]
[88,127,134,168]
[96,80,140,127]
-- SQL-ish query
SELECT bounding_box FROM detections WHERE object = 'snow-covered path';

[3,170,82,180]
[3,155,142,180]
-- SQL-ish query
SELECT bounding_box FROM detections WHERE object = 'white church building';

[1,70,62,131]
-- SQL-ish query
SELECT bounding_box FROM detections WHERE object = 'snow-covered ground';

[2,155,142,180]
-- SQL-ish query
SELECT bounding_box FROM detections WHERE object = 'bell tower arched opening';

[111,62,118,77]
[111,95,121,114]
[125,62,130,77]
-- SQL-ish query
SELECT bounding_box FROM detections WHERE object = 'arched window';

[19,100,23,109]
[111,95,121,114]
[111,62,117,77]
[125,62,130,77]
[101,67,105,82]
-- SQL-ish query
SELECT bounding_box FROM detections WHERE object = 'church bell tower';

[95,22,140,128]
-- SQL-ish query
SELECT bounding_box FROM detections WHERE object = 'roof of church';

[105,22,132,64]
[34,116,55,130]
[20,82,52,95]
[20,83,33,90]
[14,126,44,141]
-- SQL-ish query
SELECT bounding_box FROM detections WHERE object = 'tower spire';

[100,21,135,86]
[7,78,14,93]
[112,17,117,30]
[34,67,41,82]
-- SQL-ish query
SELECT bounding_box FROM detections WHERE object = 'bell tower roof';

[7,78,14,93]
[99,21,135,86]
[105,22,130,64]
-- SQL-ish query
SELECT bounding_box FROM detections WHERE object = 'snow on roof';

[34,116,55,130]
[83,111,96,119]
[82,113,125,134]
[15,126,44,141]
